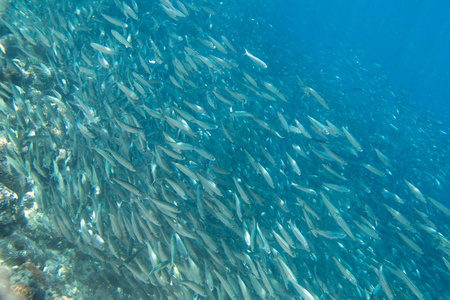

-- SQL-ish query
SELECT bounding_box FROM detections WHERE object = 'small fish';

[111,29,133,48]
[146,260,170,279]
[113,178,142,197]
[244,48,268,69]
[101,13,128,28]
[90,43,118,55]
[342,127,363,152]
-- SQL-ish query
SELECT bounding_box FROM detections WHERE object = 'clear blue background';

[242,0,450,127]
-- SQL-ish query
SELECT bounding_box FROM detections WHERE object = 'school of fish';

[0,0,449,299]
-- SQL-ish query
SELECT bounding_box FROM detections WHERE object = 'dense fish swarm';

[0,0,449,299]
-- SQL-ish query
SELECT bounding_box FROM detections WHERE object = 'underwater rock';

[0,185,25,237]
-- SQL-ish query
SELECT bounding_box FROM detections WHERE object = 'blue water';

[242,0,450,128]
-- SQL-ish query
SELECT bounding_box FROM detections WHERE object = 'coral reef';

[0,186,133,299]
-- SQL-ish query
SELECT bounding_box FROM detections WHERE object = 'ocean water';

[0,0,449,299]
[250,0,450,127]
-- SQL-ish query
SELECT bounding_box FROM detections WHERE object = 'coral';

[0,183,26,237]
[8,282,33,300]
[0,141,30,201]
[22,263,46,288]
